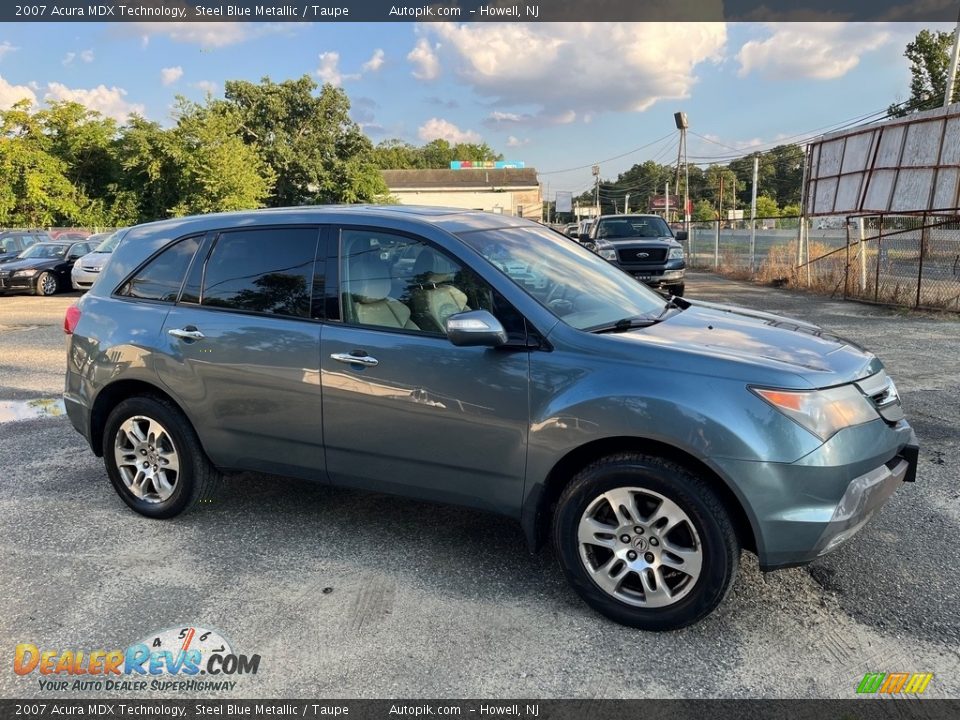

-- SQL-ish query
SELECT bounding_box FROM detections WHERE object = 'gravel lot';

[1,273,958,699]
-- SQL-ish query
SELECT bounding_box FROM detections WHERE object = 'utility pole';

[674,112,690,232]
[665,181,671,223]
[945,8,960,108]
[624,193,631,214]
[716,175,723,269]
[749,155,759,274]
[592,164,600,219]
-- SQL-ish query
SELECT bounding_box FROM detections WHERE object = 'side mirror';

[445,310,507,348]
[578,233,591,243]
[675,230,688,242]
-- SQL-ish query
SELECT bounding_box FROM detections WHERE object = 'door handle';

[168,327,205,341]
[331,352,379,367]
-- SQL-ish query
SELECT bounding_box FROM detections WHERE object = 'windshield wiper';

[587,315,663,334]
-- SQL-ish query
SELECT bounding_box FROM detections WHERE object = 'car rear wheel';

[103,396,220,519]
[35,272,58,296]
[553,453,739,630]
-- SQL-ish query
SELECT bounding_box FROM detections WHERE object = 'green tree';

[116,116,182,221]
[223,75,387,205]
[169,99,275,216]
[889,29,959,116]
[754,194,780,218]
[0,100,83,226]
[692,198,717,221]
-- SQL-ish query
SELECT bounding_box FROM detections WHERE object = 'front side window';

[339,229,518,337]
[458,225,666,331]
[117,236,201,302]
[19,243,68,260]
[199,228,319,319]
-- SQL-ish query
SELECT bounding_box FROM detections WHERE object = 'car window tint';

[117,236,201,302]
[201,228,318,319]
[0,237,16,253]
[339,229,522,339]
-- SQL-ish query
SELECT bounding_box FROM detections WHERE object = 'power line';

[536,131,678,176]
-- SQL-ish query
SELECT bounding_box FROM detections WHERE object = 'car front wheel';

[554,453,739,630]
[103,395,220,519]
[35,271,58,296]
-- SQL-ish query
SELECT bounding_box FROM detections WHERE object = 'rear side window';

[199,228,319,319]
[117,236,201,302]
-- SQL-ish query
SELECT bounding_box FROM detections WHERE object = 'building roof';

[381,168,539,190]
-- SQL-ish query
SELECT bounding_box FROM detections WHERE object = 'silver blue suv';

[63,206,917,630]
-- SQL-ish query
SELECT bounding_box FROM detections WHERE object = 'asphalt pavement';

[0,274,957,699]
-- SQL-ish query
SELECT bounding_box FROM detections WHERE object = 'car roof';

[124,204,543,237]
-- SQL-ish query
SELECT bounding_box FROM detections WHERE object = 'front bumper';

[71,268,100,290]
[615,261,686,288]
[0,275,35,292]
[714,420,918,570]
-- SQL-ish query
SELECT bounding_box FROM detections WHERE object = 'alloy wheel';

[577,486,703,608]
[113,415,180,503]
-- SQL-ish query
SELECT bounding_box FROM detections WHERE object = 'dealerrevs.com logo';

[14,626,260,693]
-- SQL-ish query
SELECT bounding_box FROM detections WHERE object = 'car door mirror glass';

[445,310,507,347]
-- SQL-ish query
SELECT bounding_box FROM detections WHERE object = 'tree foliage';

[372,138,502,169]
[889,29,959,116]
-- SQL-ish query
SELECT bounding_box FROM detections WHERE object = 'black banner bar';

[3,0,959,23]
[2,700,960,720]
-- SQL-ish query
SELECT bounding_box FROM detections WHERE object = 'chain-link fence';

[684,214,960,312]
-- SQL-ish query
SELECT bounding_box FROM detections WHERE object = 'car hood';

[617,299,880,387]
[0,257,59,272]
[605,236,680,247]
[76,251,110,268]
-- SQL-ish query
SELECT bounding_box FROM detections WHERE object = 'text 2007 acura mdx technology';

[64,206,918,630]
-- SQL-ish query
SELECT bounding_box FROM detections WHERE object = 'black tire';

[35,271,58,296]
[102,395,220,519]
[553,453,739,630]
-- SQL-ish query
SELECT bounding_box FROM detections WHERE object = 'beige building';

[381,168,542,219]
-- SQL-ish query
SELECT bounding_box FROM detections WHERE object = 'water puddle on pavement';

[0,398,66,423]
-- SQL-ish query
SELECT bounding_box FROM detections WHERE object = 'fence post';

[858,217,867,293]
[916,214,927,309]
[844,224,851,299]
[714,219,719,269]
[874,220,882,303]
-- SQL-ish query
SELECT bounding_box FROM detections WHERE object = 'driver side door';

[320,227,532,515]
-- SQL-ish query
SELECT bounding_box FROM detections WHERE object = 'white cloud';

[44,83,145,121]
[737,23,892,80]
[0,41,17,61]
[362,48,385,73]
[0,74,36,109]
[193,80,218,94]
[417,22,726,124]
[316,51,359,86]
[128,22,278,49]
[160,66,184,86]
[407,38,440,80]
[418,117,481,144]
[506,136,529,148]
[62,49,93,66]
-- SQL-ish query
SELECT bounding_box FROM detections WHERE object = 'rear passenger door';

[155,226,328,480]
[319,227,531,515]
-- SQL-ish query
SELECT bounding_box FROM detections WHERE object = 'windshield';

[457,225,665,331]
[94,231,122,253]
[595,216,672,240]
[19,243,68,260]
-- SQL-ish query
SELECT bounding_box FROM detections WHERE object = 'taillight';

[64,305,81,334]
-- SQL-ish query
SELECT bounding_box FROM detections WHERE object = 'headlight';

[668,247,685,260]
[751,384,878,440]
[599,248,617,261]
[13,269,37,277]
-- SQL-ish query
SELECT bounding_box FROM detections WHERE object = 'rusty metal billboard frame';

[804,105,960,217]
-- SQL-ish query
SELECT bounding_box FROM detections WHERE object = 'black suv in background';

[589,215,686,296]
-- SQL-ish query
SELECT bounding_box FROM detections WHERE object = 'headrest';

[350,254,392,303]
[412,249,458,284]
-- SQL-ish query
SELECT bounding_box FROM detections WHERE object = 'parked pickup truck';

[589,214,686,297]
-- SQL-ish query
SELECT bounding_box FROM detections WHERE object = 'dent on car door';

[319,226,532,515]
[154,226,328,479]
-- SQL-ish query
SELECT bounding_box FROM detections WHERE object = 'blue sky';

[0,21,953,195]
